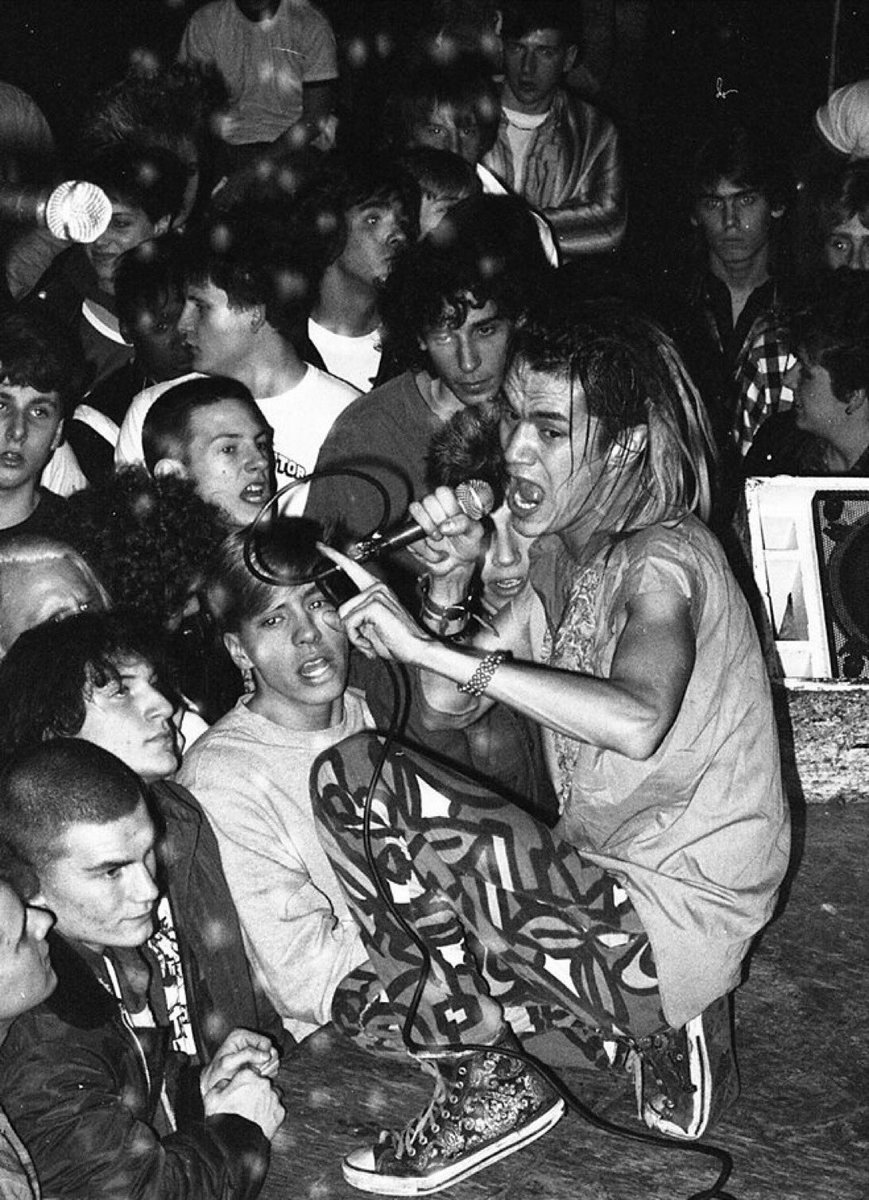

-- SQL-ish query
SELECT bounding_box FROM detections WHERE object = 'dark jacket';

[150,779,286,1057]
[484,89,625,260]
[0,933,270,1200]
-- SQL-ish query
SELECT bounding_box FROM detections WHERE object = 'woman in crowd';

[311,289,790,1195]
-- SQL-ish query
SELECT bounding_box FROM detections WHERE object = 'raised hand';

[404,486,485,580]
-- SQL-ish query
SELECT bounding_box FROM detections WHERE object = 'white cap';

[44,180,112,243]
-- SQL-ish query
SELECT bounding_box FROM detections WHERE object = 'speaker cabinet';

[812,490,869,680]
[745,476,869,680]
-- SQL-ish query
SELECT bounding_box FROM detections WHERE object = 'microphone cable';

[242,469,739,1200]
[242,468,393,590]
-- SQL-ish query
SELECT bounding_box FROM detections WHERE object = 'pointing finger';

[317,542,380,590]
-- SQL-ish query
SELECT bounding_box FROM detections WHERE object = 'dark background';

[1,0,868,266]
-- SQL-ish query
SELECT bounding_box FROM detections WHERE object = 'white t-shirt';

[114,372,203,468]
[257,363,359,513]
[308,318,382,393]
[114,365,358,513]
[40,441,87,497]
[501,106,548,194]
[179,0,337,145]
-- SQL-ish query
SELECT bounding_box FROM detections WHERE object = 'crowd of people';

[0,1,864,1197]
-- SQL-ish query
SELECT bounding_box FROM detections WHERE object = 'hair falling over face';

[525,304,715,540]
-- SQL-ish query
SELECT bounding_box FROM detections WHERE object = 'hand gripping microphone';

[350,479,496,563]
[0,180,112,242]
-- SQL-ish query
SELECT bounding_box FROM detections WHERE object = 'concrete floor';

[262,798,868,1200]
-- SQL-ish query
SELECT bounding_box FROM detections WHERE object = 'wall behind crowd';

[2,1,863,162]
[1,0,867,281]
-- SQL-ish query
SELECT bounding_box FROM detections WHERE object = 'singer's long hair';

[204,517,330,635]
[510,292,715,539]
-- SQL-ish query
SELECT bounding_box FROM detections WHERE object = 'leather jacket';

[484,89,626,260]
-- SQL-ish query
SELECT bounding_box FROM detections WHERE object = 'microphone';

[350,479,495,563]
[0,180,112,242]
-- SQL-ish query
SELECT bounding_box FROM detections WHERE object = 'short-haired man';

[0,738,284,1199]
[0,312,83,544]
[143,375,275,527]
[483,1,626,261]
[0,609,284,1046]
[298,155,416,391]
[304,195,550,596]
[116,213,359,512]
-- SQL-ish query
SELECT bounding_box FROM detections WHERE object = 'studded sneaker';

[633,993,740,1141]
[342,1034,565,1195]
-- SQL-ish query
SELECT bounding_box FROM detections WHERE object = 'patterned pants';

[313,732,665,1070]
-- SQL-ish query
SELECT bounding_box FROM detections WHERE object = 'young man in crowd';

[116,213,358,512]
[298,155,416,391]
[304,193,550,599]
[0,737,284,1199]
[483,1,626,261]
[0,312,83,544]
[143,375,275,528]
[664,123,792,513]
[0,610,284,1050]
[0,861,55,1200]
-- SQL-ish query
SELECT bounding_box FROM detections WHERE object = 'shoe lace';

[391,1059,460,1160]
[639,1030,694,1101]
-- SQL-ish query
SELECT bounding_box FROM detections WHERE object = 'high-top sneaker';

[342,1033,565,1195]
[633,993,740,1141]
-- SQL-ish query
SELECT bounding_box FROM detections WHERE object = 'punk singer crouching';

[312,290,790,1196]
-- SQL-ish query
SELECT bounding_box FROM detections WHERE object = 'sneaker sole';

[342,1097,566,1195]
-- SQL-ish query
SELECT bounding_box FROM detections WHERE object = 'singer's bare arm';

[321,546,696,762]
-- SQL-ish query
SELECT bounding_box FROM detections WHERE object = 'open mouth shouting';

[507,476,545,518]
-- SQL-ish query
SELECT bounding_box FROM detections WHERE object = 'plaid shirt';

[734,317,796,456]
